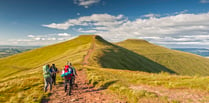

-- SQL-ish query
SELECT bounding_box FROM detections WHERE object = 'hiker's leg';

[54,74,56,85]
[51,75,54,85]
[68,79,72,95]
[44,78,48,92]
[48,77,52,91]
[64,79,67,92]
[70,77,73,89]
[72,76,75,85]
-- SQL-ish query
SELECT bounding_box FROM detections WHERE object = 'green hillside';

[117,39,209,76]
[88,36,175,73]
[0,35,94,102]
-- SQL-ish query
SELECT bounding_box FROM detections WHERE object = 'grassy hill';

[0,35,94,102]
[116,39,209,76]
[0,35,209,102]
[88,36,175,73]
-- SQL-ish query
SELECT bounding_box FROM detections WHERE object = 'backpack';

[69,66,75,76]
[61,65,73,80]
[43,65,50,78]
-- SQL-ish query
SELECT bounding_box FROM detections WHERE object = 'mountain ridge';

[116,39,209,76]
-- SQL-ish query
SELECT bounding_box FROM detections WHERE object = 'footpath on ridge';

[42,36,125,103]
[82,35,96,66]
[42,70,124,103]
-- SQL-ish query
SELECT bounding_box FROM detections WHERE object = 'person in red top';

[62,65,73,95]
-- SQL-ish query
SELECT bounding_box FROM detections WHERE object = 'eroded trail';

[42,70,125,103]
[83,35,96,65]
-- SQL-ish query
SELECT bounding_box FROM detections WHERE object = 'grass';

[0,35,209,102]
[85,66,209,102]
[117,39,209,76]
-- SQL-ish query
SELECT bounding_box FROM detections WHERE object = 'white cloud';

[74,0,100,8]
[34,37,41,40]
[27,35,35,38]
[57,33,71,36]
[42,23,71,30]
[200,0,209,3]
[7,33,74,46]
[77,28,97,33]
[142,13,160,18]
[42,14,125,30]
[94,26,109,30]
[174,10,188,15]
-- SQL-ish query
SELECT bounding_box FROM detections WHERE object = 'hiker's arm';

[56,68,59,73]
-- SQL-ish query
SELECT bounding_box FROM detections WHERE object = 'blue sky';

[0,0,209,48]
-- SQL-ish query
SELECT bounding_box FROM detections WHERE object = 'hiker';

[69,63,78,86]
[61,65,73,95]
[50,64,58,85]
[43,64,52,92]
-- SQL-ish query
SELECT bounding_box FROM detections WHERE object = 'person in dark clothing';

[61,65,73,95]
[49,64,58,85]
[69,63,78,87]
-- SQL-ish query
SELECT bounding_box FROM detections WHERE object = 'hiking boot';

[44,89,47,92]
[68,91,71,96]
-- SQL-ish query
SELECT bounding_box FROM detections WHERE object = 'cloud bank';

[9,33,75,46]
[42,14,125,30]
[42,12,209,47]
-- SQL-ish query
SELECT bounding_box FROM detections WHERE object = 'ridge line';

[82,35,96,66]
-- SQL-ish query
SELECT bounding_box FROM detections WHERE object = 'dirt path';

[130,85,209,102]
[83,35,96,65]
[41,36,126,103]
[42,70,125,103]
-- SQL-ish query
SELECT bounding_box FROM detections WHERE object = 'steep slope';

[0,35,94,79]
[0,35,95,102]
[88,36,175,73]
[117,39,209,76]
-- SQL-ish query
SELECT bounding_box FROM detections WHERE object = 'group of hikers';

[42,61,77,95]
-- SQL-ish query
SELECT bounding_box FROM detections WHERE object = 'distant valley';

[172,48,209,57]
[0,46,40,58]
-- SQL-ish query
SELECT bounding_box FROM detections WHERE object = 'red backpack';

[64,65,73,80]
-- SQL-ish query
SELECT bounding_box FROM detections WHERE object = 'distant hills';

[0,46,40,58]
[117,39,209,76]
[172,48,209,57]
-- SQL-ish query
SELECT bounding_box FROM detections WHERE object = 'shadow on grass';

[58,81,64,84]
[96,41,176,74]
[40,93,52,103]
[84,80,118,93]
[99,80,119,90]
